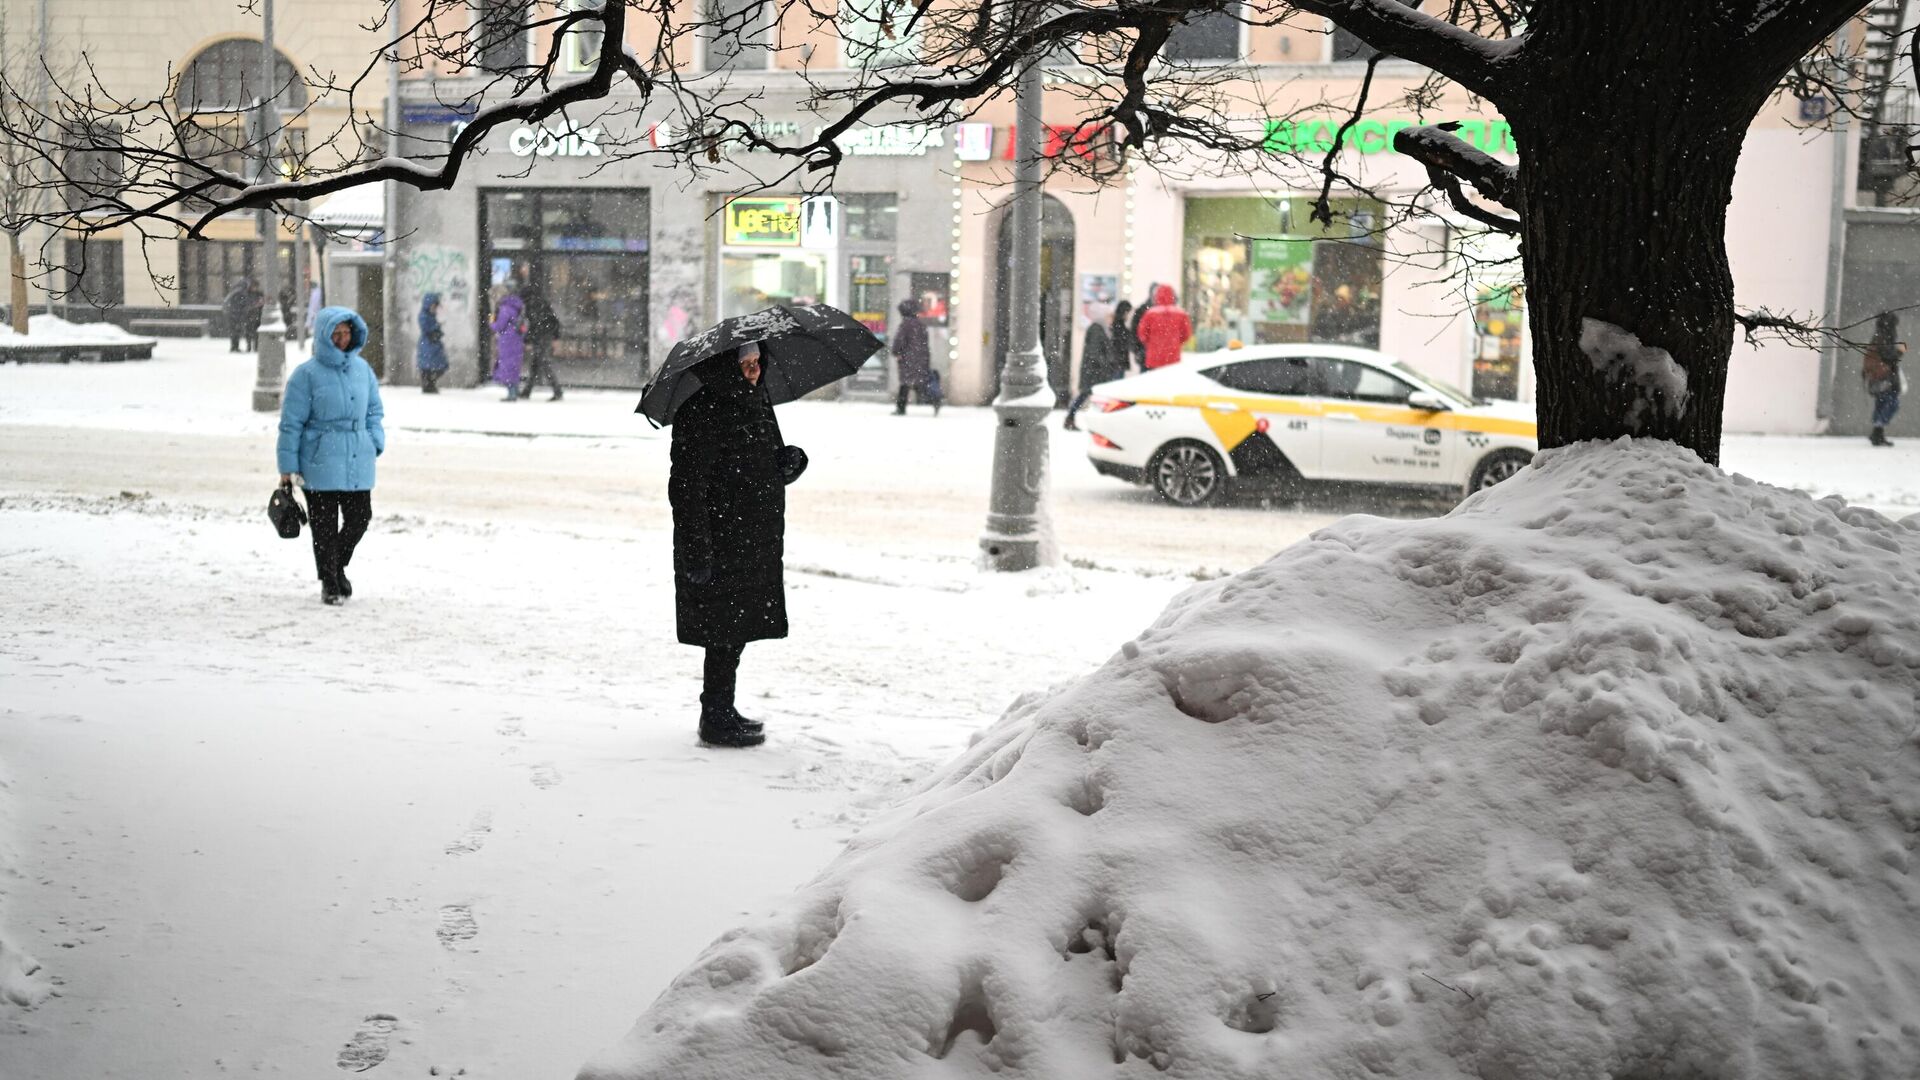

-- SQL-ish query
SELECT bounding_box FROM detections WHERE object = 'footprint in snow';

[444,811,493,857]
[496,717,524,738]
[335,1013,398,1072]
[436,905,478,949]
[528,763,561,789]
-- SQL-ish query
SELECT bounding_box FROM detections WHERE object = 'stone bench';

[129,317,209,338]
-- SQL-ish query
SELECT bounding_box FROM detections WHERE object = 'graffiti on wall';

[400,246,472,313]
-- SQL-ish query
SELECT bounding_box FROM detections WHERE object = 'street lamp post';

[250,0,287,413]
[979,59,1053,572]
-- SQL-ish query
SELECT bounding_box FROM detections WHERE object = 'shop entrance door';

[991,194,1075,404]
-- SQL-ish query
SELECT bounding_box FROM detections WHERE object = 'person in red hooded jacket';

[1135,284,1192,369]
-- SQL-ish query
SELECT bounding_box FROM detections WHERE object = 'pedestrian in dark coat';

[241,281,266,352]
[519,286,564,401]
[890,297,941,415]
[224,279,252,352]
[416,293,449,393]
[1865,311,1906,447]
[1127,284,1155,369]
[1065,302,1127,431]
[670,342,788,748]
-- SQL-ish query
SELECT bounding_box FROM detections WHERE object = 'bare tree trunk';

[1511,15,1764,466]
[8,231,27,335]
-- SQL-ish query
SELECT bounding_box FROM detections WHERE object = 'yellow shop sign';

[724,198,802,246]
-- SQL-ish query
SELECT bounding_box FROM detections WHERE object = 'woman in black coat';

[669,343,787,748]
[1065,301,1130,431]
[891,298,941,415]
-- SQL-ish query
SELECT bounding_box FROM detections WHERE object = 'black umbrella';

[636,304,884,426]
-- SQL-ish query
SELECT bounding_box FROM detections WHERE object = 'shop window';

[1204,357,1316,396]
[842,193,898,242]
[63,239,123,310]
[1164,3,1242,62]
[702,0,773,72]
[1316,358,1415,403]
[175,39,307,113]
[720,251,826,319]
[483,191,537,250]
[1183,196,1383,351]
[1471,284,1525,400]
[839,0,919,68]
[473,0,531,72]
[1331,25,1382,62]
[560,0,605,73]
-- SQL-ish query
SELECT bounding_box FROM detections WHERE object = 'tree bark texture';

[9,233,27,336]
[1510,6,1781,466]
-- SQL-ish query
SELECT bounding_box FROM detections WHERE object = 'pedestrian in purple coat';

[490,288,527,401]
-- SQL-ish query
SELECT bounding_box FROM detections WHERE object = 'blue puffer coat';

[276,307,386,492]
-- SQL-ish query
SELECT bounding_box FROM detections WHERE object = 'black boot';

[1870,426,1891,447]
[336,570,353,599]
[321,579,343,606]
[698,644,764,747]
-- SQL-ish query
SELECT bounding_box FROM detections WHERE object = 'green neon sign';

[1263,118,1516,156]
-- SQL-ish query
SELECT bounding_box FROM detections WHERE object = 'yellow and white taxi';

[1083,344,1538,506]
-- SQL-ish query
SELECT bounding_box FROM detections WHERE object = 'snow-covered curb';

[580,439,1920,1080]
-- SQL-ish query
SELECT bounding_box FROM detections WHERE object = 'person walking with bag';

[490,285,527,401]
[416,293,449,394]
[670,342,792,749]
[890,298,941,415]
[277,308,385,606]
[1864,311,1906,447]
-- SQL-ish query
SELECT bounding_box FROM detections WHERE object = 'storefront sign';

[1263,117,1515,157]
[404,103,477,125]
[507,124,603,158]
[954,123,994,161]
[1003,123,1116,162]
[724,197,803,246]
[829,123,945,157]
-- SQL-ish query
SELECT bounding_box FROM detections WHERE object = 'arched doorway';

[991,194,1075,405]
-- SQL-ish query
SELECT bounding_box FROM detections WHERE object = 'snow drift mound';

[581,440,1920,1080]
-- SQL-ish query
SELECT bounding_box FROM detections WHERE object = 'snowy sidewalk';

[0,494,1192,1078]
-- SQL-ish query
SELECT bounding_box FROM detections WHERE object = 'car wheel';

[1469,449,1533,492]
[1150,441,1226,507]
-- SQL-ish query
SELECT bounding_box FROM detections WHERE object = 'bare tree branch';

[1286,0,1522,100]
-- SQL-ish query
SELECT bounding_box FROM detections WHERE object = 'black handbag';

[268,483,308,539]
[777,444,809,486]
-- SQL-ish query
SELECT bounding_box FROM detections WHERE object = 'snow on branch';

[1393,122,1519,232]
[1286,0,1522,101]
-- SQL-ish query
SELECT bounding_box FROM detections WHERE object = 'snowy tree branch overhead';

[1284,0,1522,98]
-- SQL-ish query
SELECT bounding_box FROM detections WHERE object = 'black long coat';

[892,312,932,383]
[669,357,788,647]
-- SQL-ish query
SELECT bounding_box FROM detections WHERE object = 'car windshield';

[1391,361,1475,406]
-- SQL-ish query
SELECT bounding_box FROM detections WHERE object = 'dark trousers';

[1065,388,1094,423]
[701,642,745,713]
[421,369,442,393]
[307,490,373,589]
[1872,389,1901,427]
[521,342,563,397]
[229,328,243,352]
[895,377,941,412]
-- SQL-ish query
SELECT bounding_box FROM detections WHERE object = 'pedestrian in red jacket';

[1135,284,1192,369]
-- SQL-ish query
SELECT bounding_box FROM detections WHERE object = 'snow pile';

[580,440,1920,1080]
[0,314,156,347]
[1580,319,1690,426]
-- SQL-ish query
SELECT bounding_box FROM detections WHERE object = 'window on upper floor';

[62,123,125,214]
[175,40,307,114]
[1163,2,1242,63]
[560,0,606,73]
[473,0,532,73]
[1330,25,1383,62]
[839,0,920,70]
[701,0,774,72]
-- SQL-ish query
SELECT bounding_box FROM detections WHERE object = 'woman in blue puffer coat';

[277,307,386,605]
[416,292,449,393]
